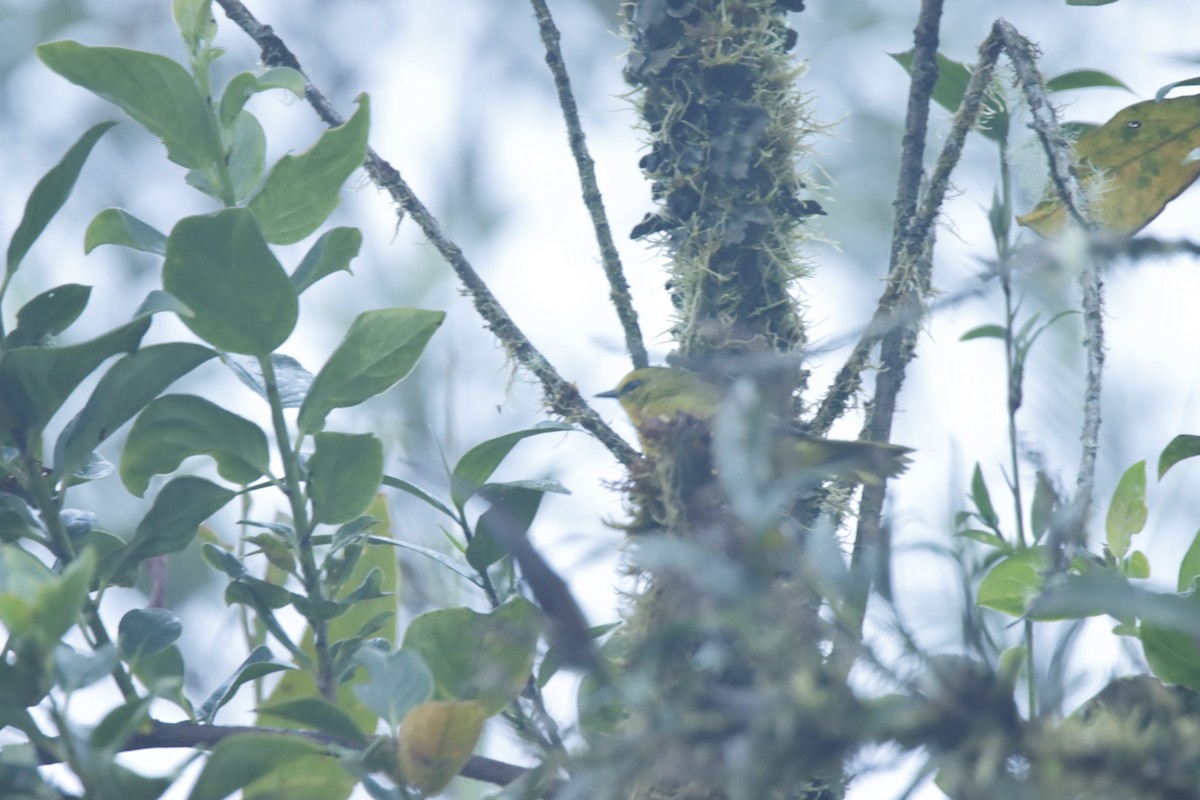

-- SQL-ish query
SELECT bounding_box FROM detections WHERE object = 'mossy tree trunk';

[601,3,860,799]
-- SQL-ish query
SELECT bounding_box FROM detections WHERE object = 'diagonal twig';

[529,0,648,371]
[213,0,640,469]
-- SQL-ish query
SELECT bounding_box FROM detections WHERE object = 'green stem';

[1024,618,1036,716]
[189,41,236,206]
[0,270,12,338]
[260,354,332,698]
[1002,272,1027,549]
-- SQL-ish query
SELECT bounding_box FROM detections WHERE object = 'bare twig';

[995,18,1104,539]
[213,0,640,469]
[834,0,945,650]
[39,719,549,792]
[529,0,648,371]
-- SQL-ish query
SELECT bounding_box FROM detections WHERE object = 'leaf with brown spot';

[1018,94,1200,236]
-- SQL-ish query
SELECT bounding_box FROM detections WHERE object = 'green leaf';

[0,546,55,638]
[256,67,305,96]
[0,494,41,543]
[1159,434,1200,479]
[120,394,269,497]
[117,608,181,664]
[254,697,366,747]
[38,42,221,172]
[90,695,154,751]
[248,95,370,244]
[1142,608,1200,693]
[163,209,298,355]
[1046,69,1132,94]
[1106,461,1147,561]
[382,475,456,520]
[403,597,541,714]
[7,284,91,348]
[1178,529,1200,592]
[173,0,216,52]
[201,542,247,578]
[254,495,398,769]
[33,548,95,647]
[352,646,433,729]
[54,342,216,481]
[132,644,189,709]
[1125,550,1151,580]
[890,50,1008,141]
[6,121,116,276]
[54,642,117,692]
[119,476,236,568]
[187,733,323,800]
[450,423,575,511]
[222,353,312,408]
[1066,0,1119,5]
[307,432,384,525]
[218,72,260,129]
[954,528,1008,550]
[197,646,292,724]
[468,483,555,572]
[227,111,266,203]
[959,323,1006,341]
[0,316,151,444]
[297,307,444,434]
[1030,471,1059,541]
[84,208,167,255]
[1155,77,1200,102]
[290,227,361,293]
[977,547,1047,617]
[969,463,999,530]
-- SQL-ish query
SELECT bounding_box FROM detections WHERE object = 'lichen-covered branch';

[624,0,821,374]
[530,0,649,371]
[212,0,639,469]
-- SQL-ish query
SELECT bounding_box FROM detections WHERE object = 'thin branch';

[529,0,648,371]
[37,719,551,792]
[212,0,640,469]
[995,18,1104,540]
[835,0,945,651]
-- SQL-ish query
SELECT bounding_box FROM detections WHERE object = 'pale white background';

[4,0,1200,797]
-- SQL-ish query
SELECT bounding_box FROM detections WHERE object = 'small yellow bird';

[597,367,912,484]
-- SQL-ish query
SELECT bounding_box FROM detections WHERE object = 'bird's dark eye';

[621,379,643,395]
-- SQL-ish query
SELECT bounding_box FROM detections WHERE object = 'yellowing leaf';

[396,700,486,796]
[1018,94,1200,236]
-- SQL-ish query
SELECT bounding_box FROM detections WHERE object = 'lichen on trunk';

[605,3,850,800]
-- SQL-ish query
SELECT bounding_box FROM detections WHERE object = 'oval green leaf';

[120,394,269,497]
[38,42,220,172]
[8,284,91,347]
[120,476,236,568]
[84,208,168,256]
[450,422,575,511]
[164,209,297,355]
[297,307,444,435]
[290,226,362,294]
[187,733,323,800]
[403,597,541,714]
[1105,461,1147,561]
[6,120,117,276]
[248,94,370,244]
[54,342,216,481]
[977,547,1048,617]
[307,431,384,525]
[0,315,151,441]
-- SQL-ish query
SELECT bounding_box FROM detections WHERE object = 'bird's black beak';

[594,388,620,399]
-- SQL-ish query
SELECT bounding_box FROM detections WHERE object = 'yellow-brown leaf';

[1018,94,1200,236]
